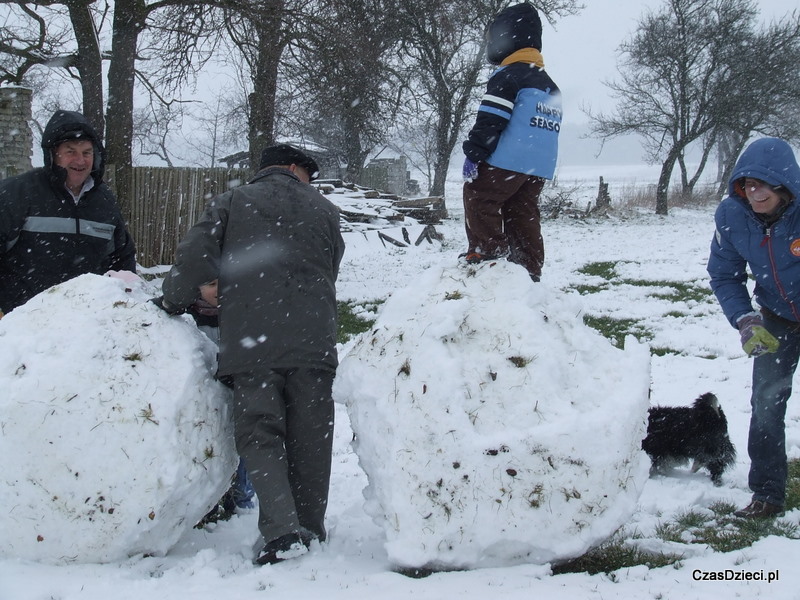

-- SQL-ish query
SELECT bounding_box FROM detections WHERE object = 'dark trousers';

[748,309,800,506]
[232,367,335,544]
[463,162,546,279]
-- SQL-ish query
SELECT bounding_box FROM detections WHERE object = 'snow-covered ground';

[2,166,799,599]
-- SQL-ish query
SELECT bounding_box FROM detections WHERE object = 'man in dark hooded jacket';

[160,143,345,565]
[708,137,800,519]
[0,110,136,315]
[461,2,561,281]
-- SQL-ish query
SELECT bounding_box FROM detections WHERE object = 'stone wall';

[362,156,416,196]
[0,87,33,179]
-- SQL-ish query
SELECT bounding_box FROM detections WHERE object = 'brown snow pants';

[463,162,546,279]
[231,367,335,545]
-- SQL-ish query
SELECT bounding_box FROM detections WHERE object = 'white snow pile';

[335,259,652,570]
[0,274,237,564]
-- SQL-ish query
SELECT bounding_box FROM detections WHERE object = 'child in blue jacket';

[708,137,800,519]
[461,2,562,281]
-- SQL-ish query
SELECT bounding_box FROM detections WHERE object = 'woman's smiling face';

[744,178,783,215]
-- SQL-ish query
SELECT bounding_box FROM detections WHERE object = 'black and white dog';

[642,392,736,486]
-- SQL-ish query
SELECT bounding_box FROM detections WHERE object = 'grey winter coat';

[162,167,345,375]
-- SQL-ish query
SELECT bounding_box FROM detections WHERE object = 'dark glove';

[463,158,479,182]
[737,312,779,357]
[150,296,185,316]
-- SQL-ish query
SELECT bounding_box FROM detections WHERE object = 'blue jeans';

[231,458,255,509]
[748,310,800,506]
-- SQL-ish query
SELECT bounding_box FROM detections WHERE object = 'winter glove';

[737,312,780,357]
[150,296,185,316]
[463,158,479,182]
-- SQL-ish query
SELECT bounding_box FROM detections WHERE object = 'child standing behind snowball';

[461,2,562,282]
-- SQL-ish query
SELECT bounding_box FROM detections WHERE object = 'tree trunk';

[677,152,689,193]
[430,152,450,198]
[247,3,285,171]
[66,0,105,140]
[428,41,485,199]
[342,111,369,183]
[656,148,681,216]
[248,47,281,170]
[106,0,144,211]
[687,137,716,194]
[429,101,452,197]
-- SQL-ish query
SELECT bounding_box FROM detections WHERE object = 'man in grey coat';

[160,144,345,564]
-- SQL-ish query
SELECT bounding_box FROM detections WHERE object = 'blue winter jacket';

[707,138,800,327]
[462,59,561,180]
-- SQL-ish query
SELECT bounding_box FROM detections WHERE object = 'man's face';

[744,178,783,216]
[54,139,94,191]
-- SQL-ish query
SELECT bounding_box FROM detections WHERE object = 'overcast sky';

[543,0,799,125]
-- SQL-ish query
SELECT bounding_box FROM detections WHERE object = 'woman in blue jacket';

[708,137,800,519]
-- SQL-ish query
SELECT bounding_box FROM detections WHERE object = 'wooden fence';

[108,165,444,268]
[108,165,250,268]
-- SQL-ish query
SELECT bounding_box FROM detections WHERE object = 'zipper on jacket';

[761,226,770,247]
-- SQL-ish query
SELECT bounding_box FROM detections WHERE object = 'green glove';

[738,314,780,357]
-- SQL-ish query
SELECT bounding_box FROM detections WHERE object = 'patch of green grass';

[573,283,610,295]
[582,315,653,348]
[577,261,619,280]
[607,278,713,304]
[675,501,800,554]
[556,462,800,576]
[568,265,716,356]
[642,281,714,303]
[651,346,681,356]
[674,508,711,530]
[785,459,800,511]
[664,310,689,318]
[552,535,682,575]
[337,300,381,343]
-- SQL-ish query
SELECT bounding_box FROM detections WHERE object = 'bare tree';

[64,0,107,137]
[106,1,225,204]
[587,0,787,215]
[219,0,315,170]
[711,10,800,194]
[394,0,581,198]
[283,0,403,183]
[131,99,187,166]
[0,3,72,83]
[389,106,439,193]
[393,0,494,197]
[1,1,236,206]
[0,1,107,136]
[180,93,243,167]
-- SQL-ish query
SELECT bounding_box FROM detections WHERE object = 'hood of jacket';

[41,110,106,187]
[486,2,542,65]
[728,137,800,203]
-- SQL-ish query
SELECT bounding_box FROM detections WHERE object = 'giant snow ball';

[335,260,652,570]
[0,274,237,564]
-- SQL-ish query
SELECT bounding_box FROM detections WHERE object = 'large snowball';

[0,274,237,564]
[335,260,651,569]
